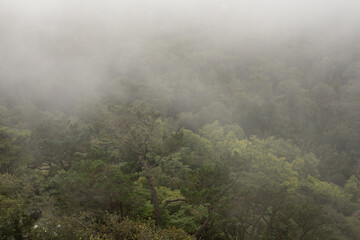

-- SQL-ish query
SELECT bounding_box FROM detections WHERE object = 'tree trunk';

[193,209,211,238]
[141,152,162,226]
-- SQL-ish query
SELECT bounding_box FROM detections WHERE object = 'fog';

[1,0,360,110]
[2,2,360,238]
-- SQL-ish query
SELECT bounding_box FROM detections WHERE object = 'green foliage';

[0,125,28,173]
[54,160,135,216]
[0,174,41,240]
[2,29,360,239]
[31,212,194,240]
[29,118,90,175]
[344,175,360,202]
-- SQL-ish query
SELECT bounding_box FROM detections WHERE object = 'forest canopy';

[1,0,360,239]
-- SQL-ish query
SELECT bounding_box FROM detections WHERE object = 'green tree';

[29,118,90,175]
[107,104,185,226]
[0,174,41,240]
[0,125,27,174]
[54,160,135,216]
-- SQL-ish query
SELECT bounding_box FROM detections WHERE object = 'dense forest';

[1,1,360,239]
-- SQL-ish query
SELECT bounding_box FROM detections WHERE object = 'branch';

[210,179,237,203]
[160,198,186,212]
[123,140,142,155]
[193,207,212,238]
[149,155,166,169]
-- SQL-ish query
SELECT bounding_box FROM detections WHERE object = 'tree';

[108,104,184,226]
[0,125,27,174]
[54,160,134,216]
[182,163,235,238]
[0,174,41,240]
[29,118,90,175]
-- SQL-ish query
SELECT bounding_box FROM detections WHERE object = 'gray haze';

[1,0,360,109]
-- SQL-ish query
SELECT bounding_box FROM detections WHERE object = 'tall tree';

[108,104,184,226]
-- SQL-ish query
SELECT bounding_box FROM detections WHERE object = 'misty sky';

[1,0,359,106]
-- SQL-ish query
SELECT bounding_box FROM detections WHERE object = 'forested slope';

[1,1,360,239]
